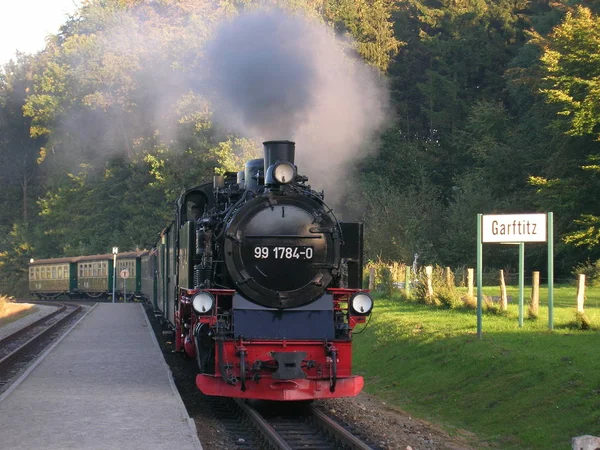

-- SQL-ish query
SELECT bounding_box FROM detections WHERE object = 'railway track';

[144,303,382,450]
[235,399,377,450]
[0,302,83,389]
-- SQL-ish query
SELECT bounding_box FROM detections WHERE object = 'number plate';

[254,246,314,260]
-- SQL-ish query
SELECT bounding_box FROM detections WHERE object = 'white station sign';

[482,214,547,243]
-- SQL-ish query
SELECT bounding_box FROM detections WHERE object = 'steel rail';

[0,304,66,348]
[311,405,374,450]
[0,304,82,371]
[234,399,293,450]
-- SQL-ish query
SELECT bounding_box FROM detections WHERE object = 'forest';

[1,0,599,293]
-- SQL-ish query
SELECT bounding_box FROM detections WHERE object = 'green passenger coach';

[76,254,113,298]
[29,257,79,299]
[115,250,147,301]
[28,250,148,300]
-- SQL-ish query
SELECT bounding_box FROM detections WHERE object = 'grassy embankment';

[0,295,35,326]
[353,285,600,450]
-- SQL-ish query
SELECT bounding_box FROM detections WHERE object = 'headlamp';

[192,291,214,314]
[272,162,296,184]
[350,292,373,315]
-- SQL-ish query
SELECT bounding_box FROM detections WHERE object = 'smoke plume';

[203,9,390,211]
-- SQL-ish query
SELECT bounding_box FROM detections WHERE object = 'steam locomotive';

[157,140,373,401]
[28,140,373,401]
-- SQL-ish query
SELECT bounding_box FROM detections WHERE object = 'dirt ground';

[313,393,486,450]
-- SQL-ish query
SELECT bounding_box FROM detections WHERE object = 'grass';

[0,295,36,326]
[352,285,600,449]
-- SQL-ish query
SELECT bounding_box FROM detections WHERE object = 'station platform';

[0,303,202,450]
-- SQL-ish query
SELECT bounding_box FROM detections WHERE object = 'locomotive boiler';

[168,140,372,401]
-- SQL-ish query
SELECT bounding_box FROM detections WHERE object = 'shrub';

[572,311,591,330]
[364,259,407,297]
[572,259,600,287]
[483,296,503,315]
[462,294,477,309]
[412,265,463,309]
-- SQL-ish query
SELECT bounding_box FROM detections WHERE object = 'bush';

[572,311,591,330]
[572,260,600,287]
[412,265,464,309]
[364,259,407,297]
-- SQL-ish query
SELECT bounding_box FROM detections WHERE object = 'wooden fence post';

[369,266,375,291]
[445,267,453,288]
[405,266,411,296]
[425,265,434,298]
[576,274,586,313]
[499,269,508,312]
[467,268,474,298]
[530,271,540,316]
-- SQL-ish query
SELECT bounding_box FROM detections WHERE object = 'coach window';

[52,267,57,279]
[46,267,51,279]
[30,268,34,279]
[35,267,40,280]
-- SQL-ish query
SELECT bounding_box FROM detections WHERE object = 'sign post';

[477,215,483,339]
[120,268,129,303]
[519,242,524,328]
[548,212,554,330]
[112,247,118,303]
[477,213,553,337]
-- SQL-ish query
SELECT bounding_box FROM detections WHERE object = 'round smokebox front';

[224,194,339,308]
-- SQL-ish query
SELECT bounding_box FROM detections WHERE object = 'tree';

[538,6,600,139]
[325,0,402,72]
[0,55,45,225]
[528,6,600,253]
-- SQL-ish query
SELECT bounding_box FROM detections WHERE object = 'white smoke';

[203,9,390,211]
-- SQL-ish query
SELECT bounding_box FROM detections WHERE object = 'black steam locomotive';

[153,140,373,400]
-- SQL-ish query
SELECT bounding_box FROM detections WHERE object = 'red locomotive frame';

[175,287,368,401]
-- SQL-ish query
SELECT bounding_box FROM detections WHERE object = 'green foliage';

[572,310,591,330]
[210,137,261,175]
[325,0,403,71]
[538,6,600,140]
[571,259,600,287]
[411,265,464,309]
[0,224,34,295]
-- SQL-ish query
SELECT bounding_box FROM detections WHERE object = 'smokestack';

[263,140,295,174]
